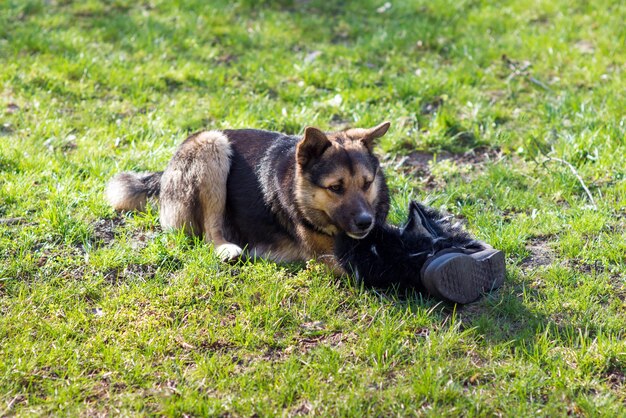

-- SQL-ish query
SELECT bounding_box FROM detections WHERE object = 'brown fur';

[105,172,160,211]
[158,131,240,259]
[105,122,392,266]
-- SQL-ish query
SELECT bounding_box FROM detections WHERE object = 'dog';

[106,122,391,269]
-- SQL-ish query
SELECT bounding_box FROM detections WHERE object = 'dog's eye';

[363,179,374,190]
[327,184,343,194]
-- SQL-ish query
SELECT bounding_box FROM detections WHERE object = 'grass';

[1,0,625,415]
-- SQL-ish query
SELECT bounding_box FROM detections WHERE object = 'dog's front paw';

[215,243,243,262]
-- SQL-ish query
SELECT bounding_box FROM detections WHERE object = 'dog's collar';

[300,218,334,237]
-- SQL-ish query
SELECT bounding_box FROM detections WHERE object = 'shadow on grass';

[372,268,622,360]
[364,274,551,346]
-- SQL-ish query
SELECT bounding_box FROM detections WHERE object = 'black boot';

[419,244,505,304]
[408,201,505,303]
[334,201,506,303]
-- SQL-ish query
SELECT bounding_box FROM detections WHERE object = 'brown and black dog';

[106,123,391,270]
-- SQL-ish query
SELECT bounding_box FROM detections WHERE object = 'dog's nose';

[354,213,374,231]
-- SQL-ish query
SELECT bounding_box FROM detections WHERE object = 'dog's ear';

[360,121,390,151]
[297,127,332,167]
[402,200,433,238]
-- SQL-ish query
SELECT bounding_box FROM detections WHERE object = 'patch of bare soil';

[287,400,314,417]
[221,339,315,376]
[103,263,159,284]
[254,330,358,366]
[520,237,608,275]
[92,216,126,246]
[91,216,159,251]
[521,238,556,268]
[383,146,503,190]
[291,330,357,355]
[407,146,502,172]
[605,366,626,390]
[197,339,233,353]
[0,217,26,225]
[566,258,608,277]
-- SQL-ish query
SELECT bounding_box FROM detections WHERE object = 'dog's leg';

[160,130,242,261]
[195,131,243,261]
[199,185,242,262]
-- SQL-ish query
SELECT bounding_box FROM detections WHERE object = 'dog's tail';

[105,171,163,211]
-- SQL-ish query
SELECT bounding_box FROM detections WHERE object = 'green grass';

[1,0,625,415]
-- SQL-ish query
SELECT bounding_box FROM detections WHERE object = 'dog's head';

[294,122,390,238]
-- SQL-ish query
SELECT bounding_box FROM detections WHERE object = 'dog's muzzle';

[346,213,374,239]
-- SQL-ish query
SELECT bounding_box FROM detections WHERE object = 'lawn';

[1,0,625,415]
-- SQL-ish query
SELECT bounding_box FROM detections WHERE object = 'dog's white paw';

[215,243,243,262]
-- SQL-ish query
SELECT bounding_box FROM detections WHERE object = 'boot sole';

[421,249,505,304]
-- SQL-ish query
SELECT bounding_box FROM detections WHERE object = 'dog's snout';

[354,213,374,231]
